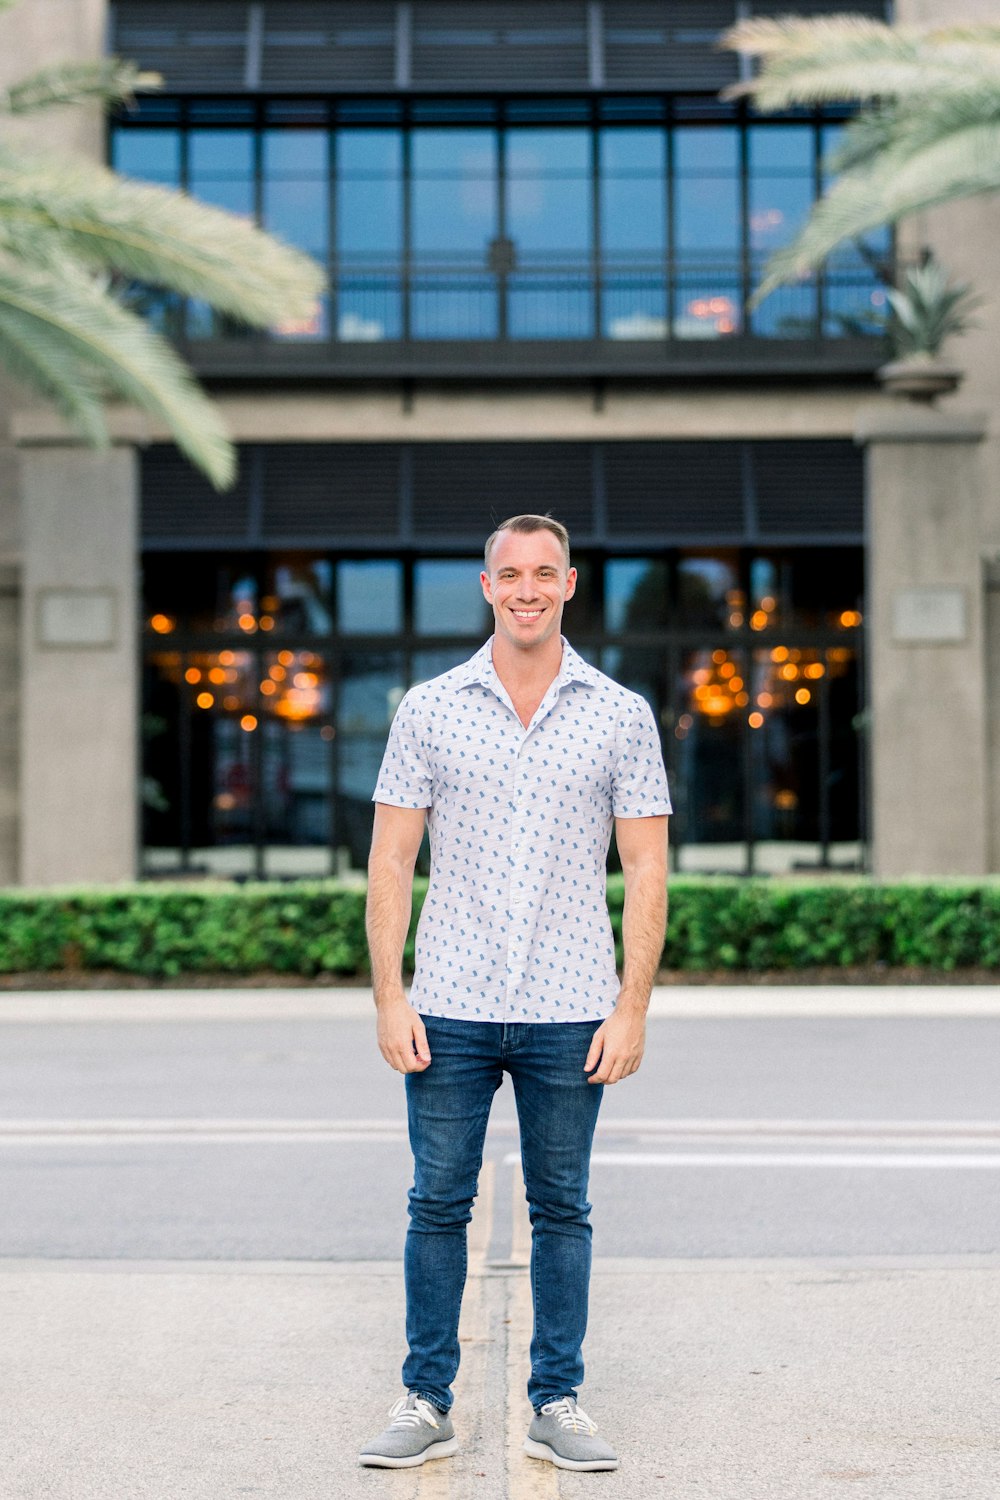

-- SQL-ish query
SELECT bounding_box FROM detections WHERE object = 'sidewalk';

[2,1250,998,1500]
[0,983,998,1023]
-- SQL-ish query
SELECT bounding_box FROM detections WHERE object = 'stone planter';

[877,357,963,403]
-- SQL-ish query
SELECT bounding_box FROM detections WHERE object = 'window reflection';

[600,128,667,340]
[605,559,669,632]
[748,126,816,337]
[414,559,490,636]
[673,645,746,864]
[506,128,592,339]
[338,652,406,867]
[336,130,403,341]
[260,649,333,864]
[262,556,332,635]
[673,128,741,339]
[677,552,743,631]
[264,130,329,339]
[337,560,403,634]
[411,130,498,338]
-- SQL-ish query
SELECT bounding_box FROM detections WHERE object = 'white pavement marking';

[0,983,999,1023]
[1,1116,999,1148]
[575,1151,1000,1169]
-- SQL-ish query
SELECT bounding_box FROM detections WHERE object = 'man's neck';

[490,632,564,695]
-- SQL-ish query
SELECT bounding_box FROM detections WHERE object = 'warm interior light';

[149,613,174,634]
[240,714,258,731]
[196,691,213,709]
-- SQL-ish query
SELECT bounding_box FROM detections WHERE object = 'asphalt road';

[0,1003,998,1261]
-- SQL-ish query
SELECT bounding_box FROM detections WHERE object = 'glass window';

[337,560,403,634]
[748,549,863,632]
[677,552,743,631]
[259,649,333,871]
[112,128,181,185]
[184,556,260,635]
[748,126,816,337]
[338,652,407,868]
[605,559,669,632]
[506,127,592,338]
[673,127,742,339]
[821,123,891,339]
[336,130,404,341]
[188,648,259,877]
[261,556,333,635]
[672,644,747,869]
[263,130,329,340]
[188,130,255,215]
[600,128,667,340]
[411,129,499,338]
[414,559,490,636]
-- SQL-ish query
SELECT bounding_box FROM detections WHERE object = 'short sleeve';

[612,696,672,818]
[372,690,433,809]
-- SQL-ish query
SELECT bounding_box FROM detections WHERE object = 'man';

[360,514,670,1472]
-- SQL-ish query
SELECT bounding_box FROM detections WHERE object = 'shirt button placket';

[505,729,529,1015]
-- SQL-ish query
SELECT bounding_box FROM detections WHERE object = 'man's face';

[481,528,577,651]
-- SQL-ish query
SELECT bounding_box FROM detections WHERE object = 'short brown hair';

[484,513,571,572]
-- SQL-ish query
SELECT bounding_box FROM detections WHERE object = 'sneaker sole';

[359,1437,459,1469]
[523,1438,618,1472]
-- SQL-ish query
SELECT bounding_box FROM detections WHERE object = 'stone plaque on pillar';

[36,587,118,648]
[891,586,966,644]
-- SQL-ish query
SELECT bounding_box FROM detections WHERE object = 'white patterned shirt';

[372,636,671,1024]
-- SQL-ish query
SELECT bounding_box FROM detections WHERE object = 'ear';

[564,567,578,601]
[481,570,493,603]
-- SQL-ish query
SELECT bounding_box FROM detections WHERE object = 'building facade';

[2,0,998,885]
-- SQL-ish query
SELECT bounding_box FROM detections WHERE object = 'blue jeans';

[402,1015,604,1413]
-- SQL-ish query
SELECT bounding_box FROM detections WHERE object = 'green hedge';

[0,877,997,978]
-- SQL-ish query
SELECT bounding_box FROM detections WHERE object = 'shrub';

[0,876,997,979]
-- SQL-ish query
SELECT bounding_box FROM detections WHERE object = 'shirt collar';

[456,636,598,692]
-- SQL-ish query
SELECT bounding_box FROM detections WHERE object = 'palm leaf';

[0,150,324,327]
[1,60,161,115]
[724,18,1000,109]
[0,309,108,445]
[756,120,1000,297]
[0,253,235,488]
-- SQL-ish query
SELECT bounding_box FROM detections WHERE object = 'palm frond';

[0,151,325,327]
[1,60,161,115]
[0,309,108,445]
[723,17,1000,109]
[755,121,1000,297]
[0,253,235,488]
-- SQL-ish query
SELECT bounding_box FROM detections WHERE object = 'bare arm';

[367,803,431,1073]
[585,814,669,1085]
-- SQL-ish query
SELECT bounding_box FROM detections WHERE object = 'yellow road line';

[510,1159,532,1267]
[506,1271,560,1499]
[416,1160,496,1499]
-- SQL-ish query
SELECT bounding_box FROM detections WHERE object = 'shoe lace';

[387,1395,441,1431]
[540,1397,597,1435]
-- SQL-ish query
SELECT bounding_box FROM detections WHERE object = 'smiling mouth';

[510,609,544,622]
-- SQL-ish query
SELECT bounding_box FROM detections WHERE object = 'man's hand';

[584,1003,646,1085]
[376,993,432,1074]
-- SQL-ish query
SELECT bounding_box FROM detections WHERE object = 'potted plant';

[876,255,981,402]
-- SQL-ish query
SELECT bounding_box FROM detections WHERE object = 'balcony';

[143,256,889,384]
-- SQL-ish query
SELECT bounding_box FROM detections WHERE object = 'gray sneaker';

[524,1397,619,1471]
[359,1393,459,1468]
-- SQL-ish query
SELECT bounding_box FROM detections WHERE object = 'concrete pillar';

[856,404,989,877]
[18,442,139,885]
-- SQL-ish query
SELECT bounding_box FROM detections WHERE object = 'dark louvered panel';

[260,445,401,538]
[142,447,254,540]
[603,2,739,90]
[411,2,590,86]
[412,444,594,536]
[751,0,889,16]
[752,442,863,535]
[606,443,744,535]
[111,3,249,88]
[259,2,397,87]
